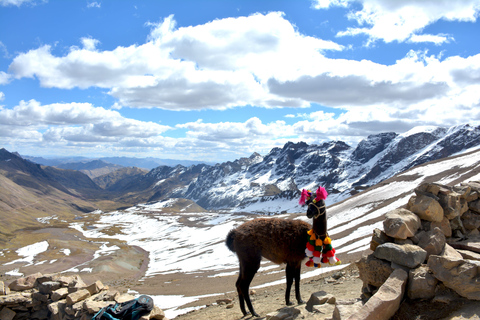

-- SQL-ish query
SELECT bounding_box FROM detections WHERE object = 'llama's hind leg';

[237,257,261,317]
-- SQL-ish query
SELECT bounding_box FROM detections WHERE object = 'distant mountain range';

[1,123,480,238]
[23,155,217,170]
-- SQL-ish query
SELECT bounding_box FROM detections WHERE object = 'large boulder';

[383,209,421,239]
[427,254,480,300]
[374,243,427,269]
[407,195,444,222]
[356,254,394,288]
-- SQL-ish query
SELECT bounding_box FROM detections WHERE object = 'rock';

[407,195,444,222]
[415,183,441,196]
[306,290,335,312]
[333,299,363,320]
[266,306,300,320]
[425,216,452,237]
[32,291,49,303]
[216,298,233,305]
[438,189,464,219]
[346,269,407,320]
[66,289,91,305]
[84,299,111,314]
[461,210,480,230]
[0,293,32,305]
[356,254,394,288]
[68,276,87,293]
[383,208,421,239]
[449,239,480,254]
[0,307,16,320]
[427,254,480,300]
[407,265,437,300]
[370,228,392,251]
[51,288,69,302]
[374,243,427,269]
[450,216,467,234]
[453,185,472,199]
[457,249,480,261]
[8,272,42,291]
[469,199,480,213]
[146,305,166,320]
[417,227,446,259]
[440,244,462,261]
[86,280,105,295]
[48,299,67,320]
[115,293,136,303]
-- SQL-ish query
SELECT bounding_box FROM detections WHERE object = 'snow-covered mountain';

[141,123,480,212]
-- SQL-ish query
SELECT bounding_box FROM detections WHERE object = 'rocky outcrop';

[0,273,166,320]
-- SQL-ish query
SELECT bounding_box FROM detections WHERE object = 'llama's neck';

[312,216,327,240]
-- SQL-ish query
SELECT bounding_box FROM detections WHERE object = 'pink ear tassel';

[315,186,328,202]
[299,189,309,205]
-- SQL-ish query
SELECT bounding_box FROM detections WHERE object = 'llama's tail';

[225,229,236,252]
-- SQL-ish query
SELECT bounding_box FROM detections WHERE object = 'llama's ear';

[299,189,308,206]
[315,186,328,201]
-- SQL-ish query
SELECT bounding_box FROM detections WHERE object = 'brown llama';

[225,187,332,317]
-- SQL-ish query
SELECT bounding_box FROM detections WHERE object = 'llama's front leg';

[294,264,304,304]
[285,263,295,306]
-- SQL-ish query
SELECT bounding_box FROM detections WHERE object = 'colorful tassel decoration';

[305,229,341,268]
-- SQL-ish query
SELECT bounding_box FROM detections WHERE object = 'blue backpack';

[92,295,154,320]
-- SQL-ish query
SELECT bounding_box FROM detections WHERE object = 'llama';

[225,186,337,317]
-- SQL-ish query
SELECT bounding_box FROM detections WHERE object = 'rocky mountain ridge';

[2,123,480,228]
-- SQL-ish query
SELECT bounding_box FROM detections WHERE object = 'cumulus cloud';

[0,100,171,144]
[314,0,480,44]
[7,12,338,110]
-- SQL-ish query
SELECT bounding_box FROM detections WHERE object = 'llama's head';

[299,186,328,219]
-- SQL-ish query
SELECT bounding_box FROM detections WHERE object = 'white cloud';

[0,71,12,85]
[81,37,100,51]
[0,99,171,143]
[87,1,101,8]
[7,12,339,110]
[314,0,480,44]
[0,0,39,6]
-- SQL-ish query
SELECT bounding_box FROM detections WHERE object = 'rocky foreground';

[1,181,480,320]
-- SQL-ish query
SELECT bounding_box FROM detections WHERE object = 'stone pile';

[0,272,166,320]
[353,180,480,320]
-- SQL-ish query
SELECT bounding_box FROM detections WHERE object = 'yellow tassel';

[315,238,323,246]
[310,234,316,241]
[324,237,332,245]
[307,229,314,236]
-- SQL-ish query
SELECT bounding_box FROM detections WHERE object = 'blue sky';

[1,0,480,163]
